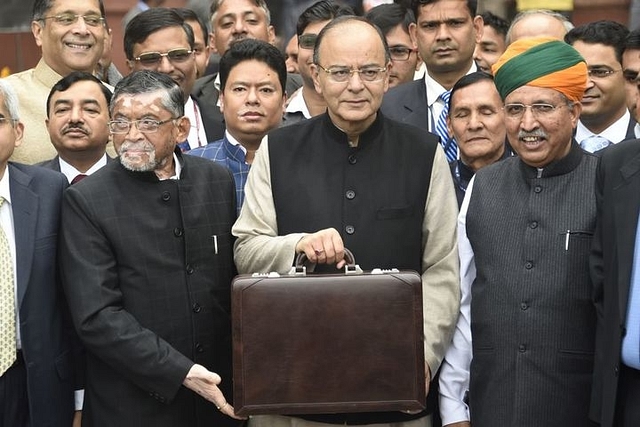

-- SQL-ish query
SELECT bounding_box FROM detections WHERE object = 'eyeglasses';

[298,33,317,50]
[587,68,622,79]
[41,13,105,27]
[503,103,566,119]
[0,117,17,126]
[108,118,177,134]
[132,48,193,67]
[623,69,639,83]
[389,46,416,61]
[316,64,388,83]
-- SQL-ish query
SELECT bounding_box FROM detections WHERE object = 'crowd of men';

[1,0,640,426]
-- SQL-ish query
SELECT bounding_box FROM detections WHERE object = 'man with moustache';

[192,0,302,141]
[283,0,354,126]
[381,0,483,163]
[3,0,107,164]
[39,72,114,183]
[125,8,222,151]
[565,21,634,152]
[445,72,511,206]
[189,39,286,214]
[233,15,459,427]
[60,70,241,427]
[439,37,598,427]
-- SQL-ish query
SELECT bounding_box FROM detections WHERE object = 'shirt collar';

[576,110,631,144]
[285,88,312,119]
[424,62,477,107]
[59,154,108,183]
[0,166,11,206]
[224,130,248,154]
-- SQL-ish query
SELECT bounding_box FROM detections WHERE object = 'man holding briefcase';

[232,15,459,427]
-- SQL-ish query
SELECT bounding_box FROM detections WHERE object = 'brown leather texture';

[231,270,426,416]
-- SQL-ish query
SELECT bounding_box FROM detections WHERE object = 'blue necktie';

[435,90,457,162]
[580,135,611,153]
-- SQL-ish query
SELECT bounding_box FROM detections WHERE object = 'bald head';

[507,10,572,44]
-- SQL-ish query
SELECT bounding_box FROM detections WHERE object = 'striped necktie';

[580,135,611,153]
[435,90,458,162]
[0,196,15,376]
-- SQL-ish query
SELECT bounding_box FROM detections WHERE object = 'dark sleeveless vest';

[266,112,439,424]
[466,143,598,427]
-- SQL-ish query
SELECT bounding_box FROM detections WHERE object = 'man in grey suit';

[39,72,113,183]
[60,71,242,427]
[0,80,80,426]
[439,37,599,427]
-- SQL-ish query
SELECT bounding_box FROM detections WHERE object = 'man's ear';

[32,20,44,47]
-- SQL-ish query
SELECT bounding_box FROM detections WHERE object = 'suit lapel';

[8,164,37,308]
[613,150,640,321]
[625,117,638,140]
[403,79,429,129]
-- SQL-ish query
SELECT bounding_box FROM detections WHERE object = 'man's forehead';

[134,28,190,52]
[214,0,266,20]
[50,0,101,12]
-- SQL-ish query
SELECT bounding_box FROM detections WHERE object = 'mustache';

[62,123,89,135]
[118,140,155,154]
[518,129,547,139]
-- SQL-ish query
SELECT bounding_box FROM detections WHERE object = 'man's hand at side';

[183,364,246,420]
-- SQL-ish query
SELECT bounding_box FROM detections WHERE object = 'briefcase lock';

[288,248,363,276]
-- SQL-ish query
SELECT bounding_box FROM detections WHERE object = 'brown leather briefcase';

[231,250,425,416]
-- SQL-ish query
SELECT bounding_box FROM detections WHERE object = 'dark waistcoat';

[267,112,439,424]
[466,143,598,427]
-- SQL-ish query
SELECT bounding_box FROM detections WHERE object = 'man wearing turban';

[439,37,599,427]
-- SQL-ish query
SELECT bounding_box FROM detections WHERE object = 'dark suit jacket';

[36,154,115,174]
[60,152,240,427]
[590,138,640,426]
[8,163,78,426]
[380,78,429,131]
[192,73,303,142]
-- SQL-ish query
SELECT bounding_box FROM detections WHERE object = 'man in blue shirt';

[189,39,286,214]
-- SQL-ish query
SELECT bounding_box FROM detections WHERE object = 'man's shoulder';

[187,139,225,160]
[382,79,425,104]
[9,162,66,191]
[183,151,234,178]
[191,73,217,97]
[600,138,640,169]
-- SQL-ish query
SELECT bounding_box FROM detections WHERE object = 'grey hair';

[506,9,574,45]
[0,80,21,123]
[209,0,271,31]
[110,71,184,118]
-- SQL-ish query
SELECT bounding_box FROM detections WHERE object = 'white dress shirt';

[575,110,631,145]
[439,176,476,425]
[59,154,108,184]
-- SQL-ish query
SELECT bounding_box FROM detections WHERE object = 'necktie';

[580,135,611,153]
[71,174,88,185]
[435,90,458,162]
[0,196,15,376]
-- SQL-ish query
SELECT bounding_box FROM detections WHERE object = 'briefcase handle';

[291,248,362,275]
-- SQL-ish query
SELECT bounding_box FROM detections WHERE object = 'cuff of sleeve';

[439,394,469,425]
[74,389,84,411]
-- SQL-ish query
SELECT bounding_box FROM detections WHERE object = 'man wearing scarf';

[439,37,599,427]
